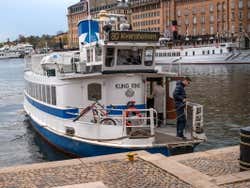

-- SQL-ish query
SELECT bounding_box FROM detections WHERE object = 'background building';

[67,0,130,49]
[53,32,68,49]
[130,0,250,48]
[67,0,88,49]
[67,0,250,48]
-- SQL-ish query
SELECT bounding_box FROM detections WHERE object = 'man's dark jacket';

[173,80,186,108]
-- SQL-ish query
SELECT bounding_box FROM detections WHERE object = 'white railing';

[121,108,156,137]
[73,107,157,138]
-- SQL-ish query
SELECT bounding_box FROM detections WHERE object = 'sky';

[0,0,79,42]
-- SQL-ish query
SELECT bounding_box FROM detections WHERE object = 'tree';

[18,35,26,43]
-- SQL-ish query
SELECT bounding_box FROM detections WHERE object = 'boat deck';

[153,125,204,146]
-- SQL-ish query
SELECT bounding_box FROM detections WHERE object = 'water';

[0,59,249,168]
[166,64,250,151]
[0,59,69,168]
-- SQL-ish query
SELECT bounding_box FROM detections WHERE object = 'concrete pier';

[0,146,249,188]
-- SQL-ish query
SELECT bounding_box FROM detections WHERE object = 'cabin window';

[144,47,154,66]
[193,51,195,56]
[37,84,41,101]
[42,85,46,102]
[95,46,102,62]
[105,48,115,67]
[87,48,93,62]
[31,83,35,98]
[207,50,210,54]
[46,69,56,77]
[202,51,205,55]
[35,84,38,100]
[212,50,215,54]
[88,83,102,101]
[117,48,142,65]
[185,52,188,56]
[51,86,56,105]
[220,49,223,54]
[46,85,51,104]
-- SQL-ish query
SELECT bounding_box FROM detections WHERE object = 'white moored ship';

[24,14,206,157]
[156,40,250,64]
[0,46,21,59]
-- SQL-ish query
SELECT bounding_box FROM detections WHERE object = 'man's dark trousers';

[176,105,186,137]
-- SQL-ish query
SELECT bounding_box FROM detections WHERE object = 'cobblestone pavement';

[179,150,240,177]
[221,181,250,188]
[0,158,192,188]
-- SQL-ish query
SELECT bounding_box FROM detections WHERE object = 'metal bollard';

[240,126,250,171]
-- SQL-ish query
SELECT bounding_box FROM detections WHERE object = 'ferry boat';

[23,15,206,157]
[156,39,250,65]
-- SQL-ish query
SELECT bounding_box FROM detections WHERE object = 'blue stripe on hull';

[28,116,170,157]
[25,94,78,119]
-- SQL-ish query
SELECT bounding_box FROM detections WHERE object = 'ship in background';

[156,19,250,65]
[156,41,250,65]
[0,43,34,59]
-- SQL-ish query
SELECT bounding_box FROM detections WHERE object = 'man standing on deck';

[152,80,165,127]
[173,77,191,139]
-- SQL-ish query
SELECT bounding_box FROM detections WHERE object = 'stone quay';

[0,146,249,188]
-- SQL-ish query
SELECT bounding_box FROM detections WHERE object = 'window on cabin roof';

[95,46,102,62]
[87,48,94,63]
[144,47,153,66]
[105,48,115,67]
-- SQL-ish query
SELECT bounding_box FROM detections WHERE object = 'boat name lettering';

[109,31,160,42]
[115,83,140,89]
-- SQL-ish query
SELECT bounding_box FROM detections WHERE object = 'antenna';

[139,0,141,31]
[87,0,91,43]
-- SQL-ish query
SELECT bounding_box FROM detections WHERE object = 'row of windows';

[69,4,85,14]
[25,81,57,106]
[133,11,160,20]
[90,4,116,13]
[156,52,181,57]
[177,0,250,18]
[135,27,160,32]
[133,19,160,27]
[132,2,160,11]
[185,49,223,56]
[156,49,224,57]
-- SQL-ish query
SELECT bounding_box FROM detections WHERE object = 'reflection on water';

[164,64,250,151]
[0,59,250,168]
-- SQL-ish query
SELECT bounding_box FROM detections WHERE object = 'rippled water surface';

[0,59,69,168]
[0,59,249,168]
[165,64,250,151]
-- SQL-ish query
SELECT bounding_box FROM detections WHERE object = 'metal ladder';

[186,102,206,140]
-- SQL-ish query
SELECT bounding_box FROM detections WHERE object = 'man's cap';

[184,76,191,82]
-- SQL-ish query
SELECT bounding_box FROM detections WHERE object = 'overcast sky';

[0,0,79,42]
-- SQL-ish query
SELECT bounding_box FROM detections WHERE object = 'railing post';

[122,110,127,136]
[97,112,101,140]
[150,108,155,135]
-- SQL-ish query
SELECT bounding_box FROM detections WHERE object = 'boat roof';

[58,71,177,80]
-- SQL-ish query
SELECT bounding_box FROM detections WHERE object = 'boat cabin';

[78,19,160,74]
